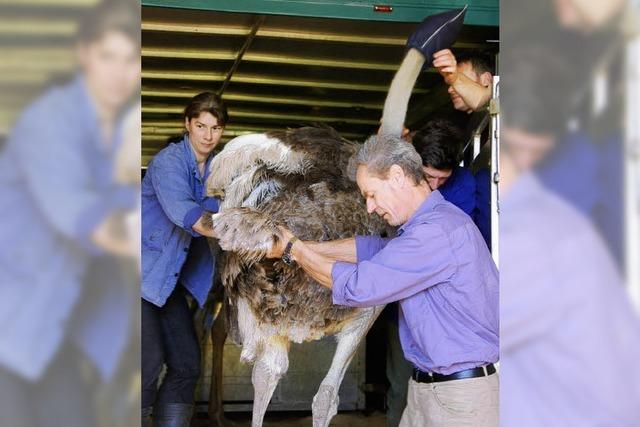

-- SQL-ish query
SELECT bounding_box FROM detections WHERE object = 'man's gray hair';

[349,134,425,185]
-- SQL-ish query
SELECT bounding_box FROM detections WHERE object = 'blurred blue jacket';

[0,75,136,381]
[141,135,220,308]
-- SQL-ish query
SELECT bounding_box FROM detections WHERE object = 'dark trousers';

[141,285,201,408]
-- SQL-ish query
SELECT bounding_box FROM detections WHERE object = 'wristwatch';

[281,236,299,266]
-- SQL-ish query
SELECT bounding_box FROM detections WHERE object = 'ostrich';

[204,8,467,427]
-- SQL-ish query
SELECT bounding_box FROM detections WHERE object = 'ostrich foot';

[312,384,340,427]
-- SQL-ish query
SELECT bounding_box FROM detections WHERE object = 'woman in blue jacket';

[141,92,225,426]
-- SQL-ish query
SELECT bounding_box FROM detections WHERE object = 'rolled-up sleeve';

[183,206,204,232]
[355,235,391,262]
[183,196,220,232]
[332,224,457,307]
[10,104,129,254]
[201,197,220,212]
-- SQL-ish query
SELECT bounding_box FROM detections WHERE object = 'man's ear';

[389,164,406,188]
[184,117,190,130]
[480,71,493,88]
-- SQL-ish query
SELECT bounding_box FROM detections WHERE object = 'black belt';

[412,364,496,384]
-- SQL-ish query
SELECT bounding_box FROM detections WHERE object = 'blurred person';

[539,0,630,265]
[506,0,630,262]
[500,3,640,423]
[499,46,640,426]
[552,0,627,33]
[115,102,142,269]
[0,1,140,426]
[141,92,226,426]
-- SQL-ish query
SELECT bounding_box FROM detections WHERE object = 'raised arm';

[432,49,492,112]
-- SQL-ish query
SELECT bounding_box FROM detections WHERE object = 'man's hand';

[432,49,459,86]
[266,226,295,259]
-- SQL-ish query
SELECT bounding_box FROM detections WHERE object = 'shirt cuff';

[201,197,220,213]
[331,261,358,306]
[355,235,388,262]
[183,205,204,237]
[109,185,138,210]
[75,200,110,256]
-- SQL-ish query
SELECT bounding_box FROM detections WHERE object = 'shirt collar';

[398,190,444,235]
[440,166,459,191]
[181,135,215,180]
[75,73,128,154]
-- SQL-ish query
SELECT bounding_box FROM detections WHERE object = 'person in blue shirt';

[412,118,477,217]
[141,92,226,426]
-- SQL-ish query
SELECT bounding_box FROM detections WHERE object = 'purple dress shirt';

[331,190,499,375]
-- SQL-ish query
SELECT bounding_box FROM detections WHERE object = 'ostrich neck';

[379,49,426,138]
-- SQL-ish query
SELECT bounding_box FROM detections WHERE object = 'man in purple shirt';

[267,134,499,426]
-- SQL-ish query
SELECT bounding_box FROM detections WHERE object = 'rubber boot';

[153,403,194,427]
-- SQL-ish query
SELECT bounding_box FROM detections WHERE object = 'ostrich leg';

[251,336,290,427]
[311,305,385,427]
[207,302,227,427]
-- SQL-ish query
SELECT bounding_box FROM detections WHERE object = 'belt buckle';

[482,365,488,376]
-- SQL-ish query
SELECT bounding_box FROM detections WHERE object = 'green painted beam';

[141,0,498,27]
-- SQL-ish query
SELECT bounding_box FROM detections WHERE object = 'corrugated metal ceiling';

[141,5,498,166]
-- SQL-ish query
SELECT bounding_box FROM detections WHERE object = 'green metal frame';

[141,0,498,26]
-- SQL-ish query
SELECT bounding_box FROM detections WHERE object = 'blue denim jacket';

[0,75,136,380]
[141,135,220,308]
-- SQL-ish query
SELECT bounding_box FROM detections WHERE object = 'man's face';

[185,112,224,160]
[423,166,452,190]
[449,61,480,112]
[356,165,407,226]
[78,30,140,113]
